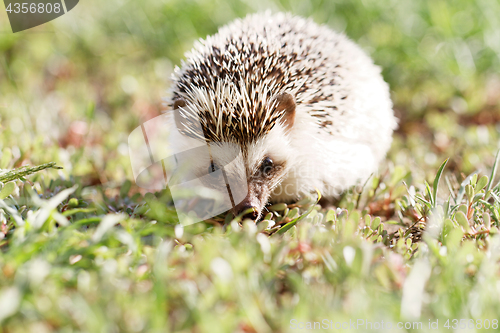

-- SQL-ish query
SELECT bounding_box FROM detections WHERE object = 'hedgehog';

[166,12,397,220]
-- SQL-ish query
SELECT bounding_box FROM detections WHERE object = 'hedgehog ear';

[273,93,296,131]
[173,98,188,134]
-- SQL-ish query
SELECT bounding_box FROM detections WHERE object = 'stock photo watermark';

[128,112,248,226]
[3,0,79,32]
[290,318,499,331]
[127,111,350,226]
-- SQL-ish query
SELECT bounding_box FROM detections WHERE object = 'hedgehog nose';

[239,205,259,220]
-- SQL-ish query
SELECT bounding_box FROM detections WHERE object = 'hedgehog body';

[167,12,397,219]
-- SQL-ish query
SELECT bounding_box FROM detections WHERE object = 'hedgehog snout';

[233,198,261,221]
[233,180,270,221]
[236,204,259,220]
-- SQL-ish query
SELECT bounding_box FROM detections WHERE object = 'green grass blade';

[445,176,456,201]
[490,191,500,204]
[415,195,432,209]
[276,190,321,235]
[456,171,478,205]
[62,208,98,217]
[479,200,500,225]
[487,149,500,193]
[424,181,433,206]
[432,158,449,207]
[0,162,62,183]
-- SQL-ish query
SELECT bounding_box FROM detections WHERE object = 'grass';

[1,0,500,332]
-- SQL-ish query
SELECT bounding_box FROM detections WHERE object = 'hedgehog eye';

[260,157,274,177]
[208,161,219,174]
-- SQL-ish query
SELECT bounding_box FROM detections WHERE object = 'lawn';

[1,0,500,332]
